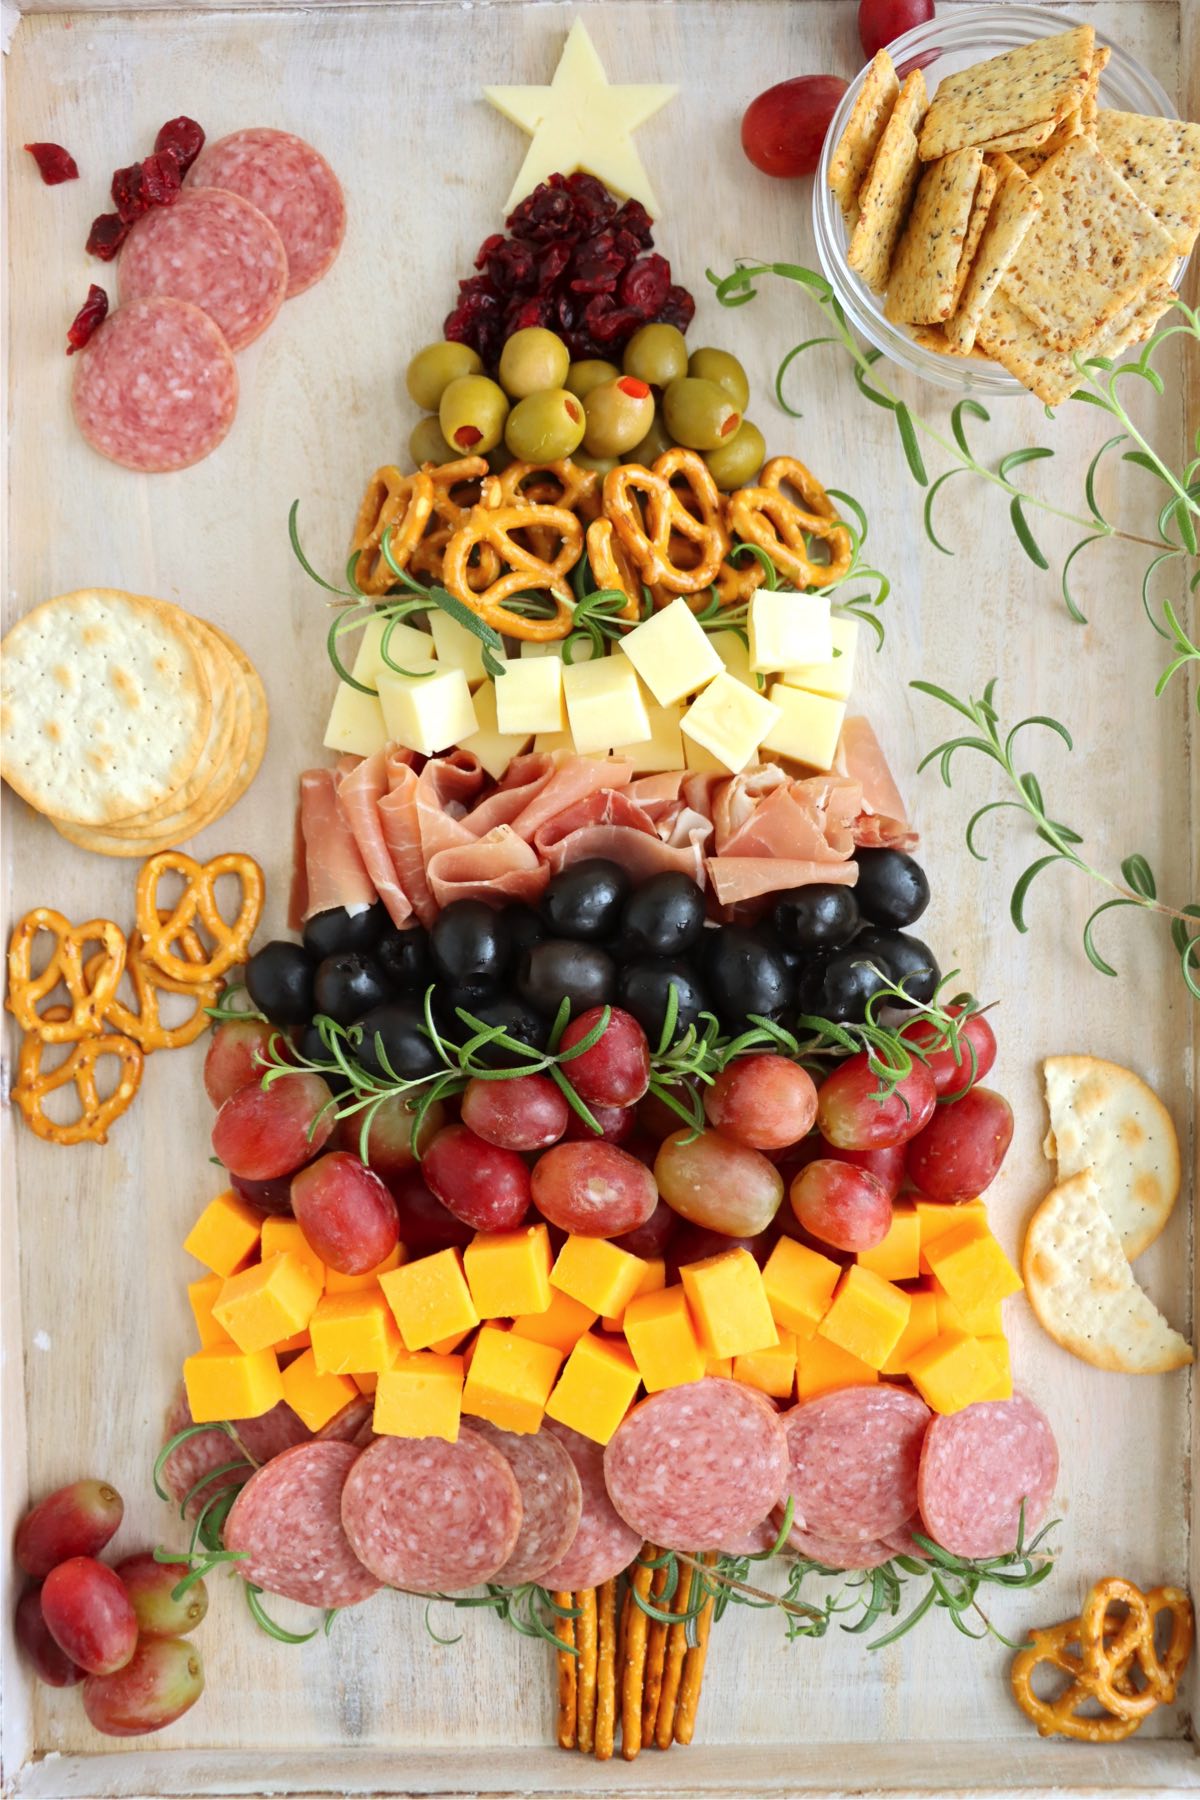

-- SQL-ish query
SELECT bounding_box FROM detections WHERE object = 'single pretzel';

[585,518,644,622]
[726,456,853,590]
[497,459,601,522]
[84,915,218,1053]
[13,1006,143,1146]
[135,852,264,985]
[442,480,582,640]
[604,450,729,595]
[408,457,497,589]
[7,909,127,1044]
[350,466,436,595]
[1011,1620,1142,1742]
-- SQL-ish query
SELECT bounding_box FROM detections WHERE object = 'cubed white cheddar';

[377,666,478,757]
[323,682,388,758]
[534,728,578,754]
[562,655,651,755]
[683,732,729,774]
[351,614,437,685]
[709,629,762,692]
[522,637,594,664]
[619,597,721,707]
[458,679,533,779]
[748,590,833,673]
[614,701,685,774]
[494,656,566,736]
[782,615,859,701]
[428,610,488,688]
[762,684,847,770]
[680,672,781,774]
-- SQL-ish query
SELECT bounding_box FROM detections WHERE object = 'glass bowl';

[812,3,1185,395]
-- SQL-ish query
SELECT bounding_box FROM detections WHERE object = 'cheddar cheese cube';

[551,1236,647,1319]
[933,1277,1004,1339]
[323,681,389,759]
[680,672,781,775]
[916,1199,987,1273]
[906,1332,1005,1415]
[708,629,761,692]
[184,1190,262,1278]
[976,1335,1013,1402]
[794,1334,878,1400]
[683,733,730,775]
[735,1330,798,1400]
[353,614,436,685]
[280,1348,358,1432]
[619,597,721,706]
[522,638,593,664]
[879,1286,940,1375]
[183,1346,283,1424]
[603,1257,666,1331]
[817,1266,911,1370]
[428,610,486,687]
[762,684,846,772]
[611,702,686,775]
[762,1236,841,1340]
[353,1370,378,1396]
[188,1274,232,1349]
[324,1244,404,1295]
[782,614,859,700]
[748,589,832,673]
[923,1219,1023,1312]
[212,1253,322,1356]
[563,656,651,755]
[381,1248,480,1351]
[857,1203,921,1283]
[431,1328,475,1355]
[494,655,566,736]
[458,679,533,780]
[377,666,478,758]
[705,1354,733,1377]
[273,1329,311,1356]
[462,1325,563,1434]
[623,1285,705,1392]
[260,1218,325,1293]
[374,1352,465,1442]
[545,1332,641,1445]
[465,1225,553,1320]
[679,1248,778,1360]
[511,1287,598,1352]
[309,1291,403,1375]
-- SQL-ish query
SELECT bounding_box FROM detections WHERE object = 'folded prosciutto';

[294,768,377,925]
[837,716,918,850]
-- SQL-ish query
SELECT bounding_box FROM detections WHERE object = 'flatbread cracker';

[1010,107,1082,177]
[1093,108,1200,255]
[828,50,900,220]
[1002,136,1176,351]
[944,158,1041,352]
[885,147,984,324]
[847,68,929,292]
[1080,45,1111,131]
[1041,1054,1181,1257]
[948,161,997,308]
[918,26,1094,161]
[971,117,1059,159]
[977,279,1174,404]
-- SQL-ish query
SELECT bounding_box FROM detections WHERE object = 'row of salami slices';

[163,1377,1059,1611]
[73,128,345,473]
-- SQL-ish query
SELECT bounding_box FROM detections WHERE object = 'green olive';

[703,419,767,490]
[623,323,689,388]
[406,341,483,412]
[439,374,510,456]
[498,328,571,400]
[662,377,742,453]
[622,408,674,466]
[572,449,619,476]
[565,358,621,402]
[409,415,457,468]
[583,377,656,457]
[504,388,587,462]
[688,347,751,413]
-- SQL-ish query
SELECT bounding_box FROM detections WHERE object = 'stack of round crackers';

[0,588,267,856]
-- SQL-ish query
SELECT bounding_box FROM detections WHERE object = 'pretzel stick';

[551,1591,576,1750]
[655,1564,695,1751]
[641,1561,671,1748]
[674,1565,716,1745]
[575,1588,598,1754]
[621,1551,656,1760]
[595,1578,618,1761]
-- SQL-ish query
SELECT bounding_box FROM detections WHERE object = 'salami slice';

[72,297,237,472]
[785,1526,895,1571]
[317,1395,374,1443]
[540,1421,643,1590]
[603,1378,789,1553]
[773,1388,931,1543]
[469,1419,583,1587]
[187,128,345,296]
[233,1401,312,1464]
[160,1388,248,1517]
[223,1439,380,1609]
[118,187,288,351]
[918,1394,1059,1560]
[340,1429,522,1592]
[720,1514,783,1557]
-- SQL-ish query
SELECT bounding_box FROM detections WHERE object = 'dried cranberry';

[25,142,79,185]
[659,285,697,332]
[65,284,109,355]
[506,295,553,333]
[569,233,622,295]
[111,150,181,223]
[620,253,671,315]
[536,242,572,289]
[154,116,205,178]
[85,213,131,261]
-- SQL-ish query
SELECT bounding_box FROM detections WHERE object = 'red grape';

[461,1074,568,1152]
[902,1005,997,1099]
[531,1141,658,1236]
[422,1124,532,1230]
[858,0,934,61]
[15,1588,84,1686]
[703,1054,818,1150]
[337,1093,443,1180]
[654,1129,783,1236]
[816,1053,937,1150]
[202,1018,278,1108]
[212,1073,334,1180]
[563,1100,636,1145]
[114,1554,207,1638]
[829,1140,908,1198]
[741,75,848,178]
[387,1166,473,1252]
[905,1087,1014,1202]
[614,1195,678,1258]
[559,1008,650,1107]
[230,1169,302,1215]
[82,1637,205,1736]
[15,1479,124,1578]
[669,1223,772,1276]
[790,1160,893,1252]
[41,1558,138,1676]
[290,1151,400,1274]
[639,1086,691,1139]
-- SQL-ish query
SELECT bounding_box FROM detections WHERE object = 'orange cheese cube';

[431,1328,474,1355]
[906,1331,1004,1414]
[280,1348,358,1431]
[464,1225,553,1319]
[188,1274,232,1349]
[705,1354,733,1377]
[976,1334,1013,1402]
[310,1291,403,1375]
[511,1287,598,1352]
[325,1244,404,1295]
[353,1370,378,1396]
[795,1335,878,1399]
[734,1330,797,1400]
[183,1190,262,1278]
[880,1286,940,1375]
[761,1236,841,1339]
[183,1346,283,1423]
[212,1253,323,1356]
[857,1203,920,1282]
[273,1329,312,1356]
[552,1237,647,1318]
[380,1248,480,1351]
[923,1220,1022,1312]
[681,1249,778,1360]
[916,1199,987,1273]
[545,1332,641,1444]
[623,1286,705,1392]
[462,1325,563,1434]
[603,1257,666,1331]
[374,1352,464,1442]
[260,1218,325,1292]
[818,1266,910,1370]
[933,1277,1004,1339]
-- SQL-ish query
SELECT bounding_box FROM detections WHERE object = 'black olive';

[430,900,512,985]
[433,980,501,1036]
[312,952,393,1026]
[355,1001,442,1082]
[461,996,550,1068]
[517,939,616,1017]
[772,883,860,952]
[245,941,316,1027]
[619,871,707,959]
[704,927,793,1028]
[501,903,546,958]
[375,924,432,992]
[295,1022,336,1065]
[853,849,931,929]
[754,920,807,982]
[540,858,631,941]
[302,902,387,961]
[616,960,708,1044]
[850,928,941,1006]
[797,950,890,1025]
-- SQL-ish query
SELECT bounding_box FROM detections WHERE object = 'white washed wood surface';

[2,0,1197,1792]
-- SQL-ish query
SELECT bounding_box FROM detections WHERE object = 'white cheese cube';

[377,667,478,757]
[534,728,577,754]
[762,684,847,771]
[618,597,721,706]
[748,590,833,673]
[683,734,730,775]
[708,629,762,692]
[428,610,488,688]
[494,656,566,736]
[522,637,594,664]
[351,614,436,685]
[458,679,532,780]
[782,615,859,701]
[613,702,685,774]
[680,672,781,774]
[562,656,651,755]
[323,682,389,758]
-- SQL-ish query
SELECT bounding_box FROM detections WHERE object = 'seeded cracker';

[1080,45,1111,131]
[1011,108,1082,177]
[917,26,1093,161]
[847,69,928,292]
[971,117,1059,159]
[884,147,984,324]
[1093,109,1200,255]
[828,49,900,221]
[943,157,1041,353]
[976,279,1174,405]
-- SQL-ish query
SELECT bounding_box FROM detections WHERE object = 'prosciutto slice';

[707,855,858,907]
[378,751,435,929]
[337,751,412,928]
[505,755,634,843]
[426,826,550,910]
[534,788,706,885]
[714,767,858,862]
[415,752,486,864]
[837,717,918,850]
[296,768,376,921]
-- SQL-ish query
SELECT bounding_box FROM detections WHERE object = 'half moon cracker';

[827,49,900,222]
[1042,1054,1181,1258]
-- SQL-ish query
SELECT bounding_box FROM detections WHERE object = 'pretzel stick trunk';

[594,1578,617,1761]
[641,1560,671,1748]
[575,1588,598,1754]
[621,1551,657,1760]
[552,1592,576,1750]
[655,1562,696,1751]
[674,1568,716,1745]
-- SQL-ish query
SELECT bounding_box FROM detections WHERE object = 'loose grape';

[559,1007,651,1107]
[336,1093,442,1181]
[668,1223,772,1276]
[41,1558,137,1676]
[387,1165,473,1252]
[905,1087,1014,1203]
[703,1054,818,1150]
[114,1554,207,1638]
[15,1480,124,1579]
[741,75,848,178]
[203,1019,278,1109]
[82,1637,204,1737]
[15,1587,83,1686]
[211,1073,335,1180]
[460,1073,568,1152]
[790,1160,893,1252]
[859,0,934,61]
[422,1124,532,1230]
[816,1053,937,1150]
[230,1168,302,1216]
[531,1141,658,1236]
[830,1140,907,1199]
[901,1005,997,1099]
[613,1194,678,1258]
[654,1129,783,1236]
[562,1101,636,1145]
[290,1151,400,1275]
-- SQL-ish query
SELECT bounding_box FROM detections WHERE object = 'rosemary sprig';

[423,1583,581,1654]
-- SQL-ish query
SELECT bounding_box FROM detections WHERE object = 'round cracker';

[1042,1054,1180,1258]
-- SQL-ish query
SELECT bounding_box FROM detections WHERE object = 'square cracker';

[1010,107,1082,177]
[918,25,1094,160]
[972,117,1059,159]
[1093,108,1200,255]
[828,50,900,220]
[884,147,985,324]
[846,69,928,292]
[976,277,1175,405]
[949,161,997,306]
[1002,136,1176,351]
[943,156,1041,351]
[1080,45,1111,130]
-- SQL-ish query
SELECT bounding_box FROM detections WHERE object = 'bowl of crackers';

[813,5,1197,402]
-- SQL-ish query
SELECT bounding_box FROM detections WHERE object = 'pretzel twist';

[442,479,582,640]
[604,450,729,595]
[585,518,644,622]
[135,852,264,985]
[13,1006,143,1146]
[726,455,853,590]
[84,915,219,1053]
[350,466,436,595]
[7,909,127,1043]
[408,457,500,590]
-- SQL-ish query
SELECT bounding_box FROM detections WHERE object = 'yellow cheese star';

[485,19,676,215]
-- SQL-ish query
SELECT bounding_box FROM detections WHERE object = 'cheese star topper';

[485,20,676,215]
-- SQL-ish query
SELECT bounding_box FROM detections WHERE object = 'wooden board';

[2,1,1197,1793]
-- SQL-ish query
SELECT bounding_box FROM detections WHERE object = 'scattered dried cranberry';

[25,142,79,185]
[154,116,205,178]
[111,150,182,224]
[65,284,109,356]
[85,213,131,261]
